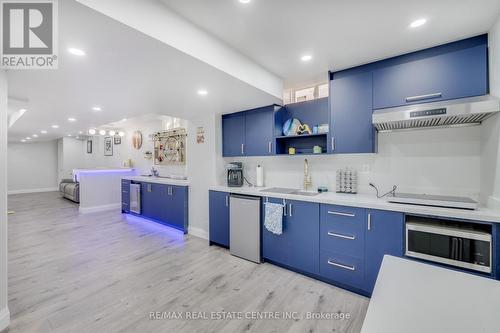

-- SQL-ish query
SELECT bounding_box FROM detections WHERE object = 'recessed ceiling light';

[109,130,116,136]
[410,18,427,28]
[121,118,127,122]
[21,139,26,143]
[25,137,31,140]
[301,55,313,62]
[239,0,251,3]
[32,134,38,138]
[68,134,72,137]
[92,106,101,112]
[197,89,208,96]
[40,130,48,134]
[51,125,59,129]
[79,131,83,134]
[99,129,106,136]
[68,117,77,122]
[68,47,85,56]
[19,108,27,112]
[118,131,125,137]
[88,129,96,135]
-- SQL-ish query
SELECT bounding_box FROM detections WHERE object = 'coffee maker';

[226,162,243,187]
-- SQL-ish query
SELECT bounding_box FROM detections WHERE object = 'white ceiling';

[161,0,500,88]
[7,0,280,142]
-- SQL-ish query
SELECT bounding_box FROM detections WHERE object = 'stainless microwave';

[405,217,492,274]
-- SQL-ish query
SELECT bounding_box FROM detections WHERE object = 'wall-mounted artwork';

[153,128,186,165]
[196,126,205,144]
[132,130,142,150]
[87,140,92,154]
[114,136,121,145]
[104,137,113,156]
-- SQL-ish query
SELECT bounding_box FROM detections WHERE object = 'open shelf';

[275,133,327,139]
[275,133,327,155]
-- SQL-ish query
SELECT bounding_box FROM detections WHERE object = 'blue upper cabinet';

[245,106,275,156]
[209,190,230,248]
[222,105,277,157]
[329,71,375,154]
[222,113,246,157]
[373,42,488,109]
[364,209,404,294]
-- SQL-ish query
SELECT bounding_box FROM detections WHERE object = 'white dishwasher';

[229,194,261,263]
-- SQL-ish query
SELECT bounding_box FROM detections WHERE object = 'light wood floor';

[6,192,368,333]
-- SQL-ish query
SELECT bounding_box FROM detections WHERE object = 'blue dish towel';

[264,202,284,235]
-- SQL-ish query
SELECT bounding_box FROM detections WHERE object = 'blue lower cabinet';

[364,210,404,294]
[209,191,230,247]
[263,198,319,275]
[121,180,130,213]
[320,249,365,290]
[130,182,188,233]
[164,185,189,232]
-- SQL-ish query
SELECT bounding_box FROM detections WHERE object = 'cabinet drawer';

[320,249,364,289]
[320,204,365,234]
[320,226,364,257]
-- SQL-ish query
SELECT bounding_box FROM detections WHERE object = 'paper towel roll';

[256,165,264,187]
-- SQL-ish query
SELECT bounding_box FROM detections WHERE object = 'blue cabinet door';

[222,113,245,157]
[286,200,320,275]
[365,210,404,294]
[245,106,275,156]
[263,198,319,275]
[141,182,156,219]
[329,71,375,154]
[209,191,230,247]
[166,185,188,233]
[121,179,130,213]
[373,44,488,109]
[262,197,289,265]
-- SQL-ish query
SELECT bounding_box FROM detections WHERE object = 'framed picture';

[114,136,121,145]
[86,140,92,154]
[104,137,113,156]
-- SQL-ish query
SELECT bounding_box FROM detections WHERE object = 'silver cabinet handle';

[327,210,355,217]
[367,213,371,231]
[241,143,245,155]
[327,260,355,271]
[147,184,152,192]
[331,137,335,151]
[268,141,272,154]
[225,195,229,207]
[283,203,287,216]
[327,231,355,240]
[289,203,293,217]
[405,92,442,102]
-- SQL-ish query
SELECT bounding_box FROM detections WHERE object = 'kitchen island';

[75,168,136,214]
[361,255,500,333]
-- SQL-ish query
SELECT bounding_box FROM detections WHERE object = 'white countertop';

[73,168,135,173]
[123,175,190,186]
[209,185,500,223]
[361,255,500,333]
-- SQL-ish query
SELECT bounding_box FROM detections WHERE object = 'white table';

[361,255,500,333]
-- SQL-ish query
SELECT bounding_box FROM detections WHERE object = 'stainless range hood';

[372,95,500,132]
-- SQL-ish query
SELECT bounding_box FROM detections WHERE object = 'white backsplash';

[221,125,481,200]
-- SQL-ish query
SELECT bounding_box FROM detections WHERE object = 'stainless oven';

[405,216,492,273]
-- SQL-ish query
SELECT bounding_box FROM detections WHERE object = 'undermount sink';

[261,187,319,197]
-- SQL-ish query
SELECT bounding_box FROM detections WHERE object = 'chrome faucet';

[303,158,312,191]
[151,167,159,177]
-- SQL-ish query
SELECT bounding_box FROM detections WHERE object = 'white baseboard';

[0,307,10,331]
[189,226,208,240]
[8,187,58,195]
[79,203,121,214]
